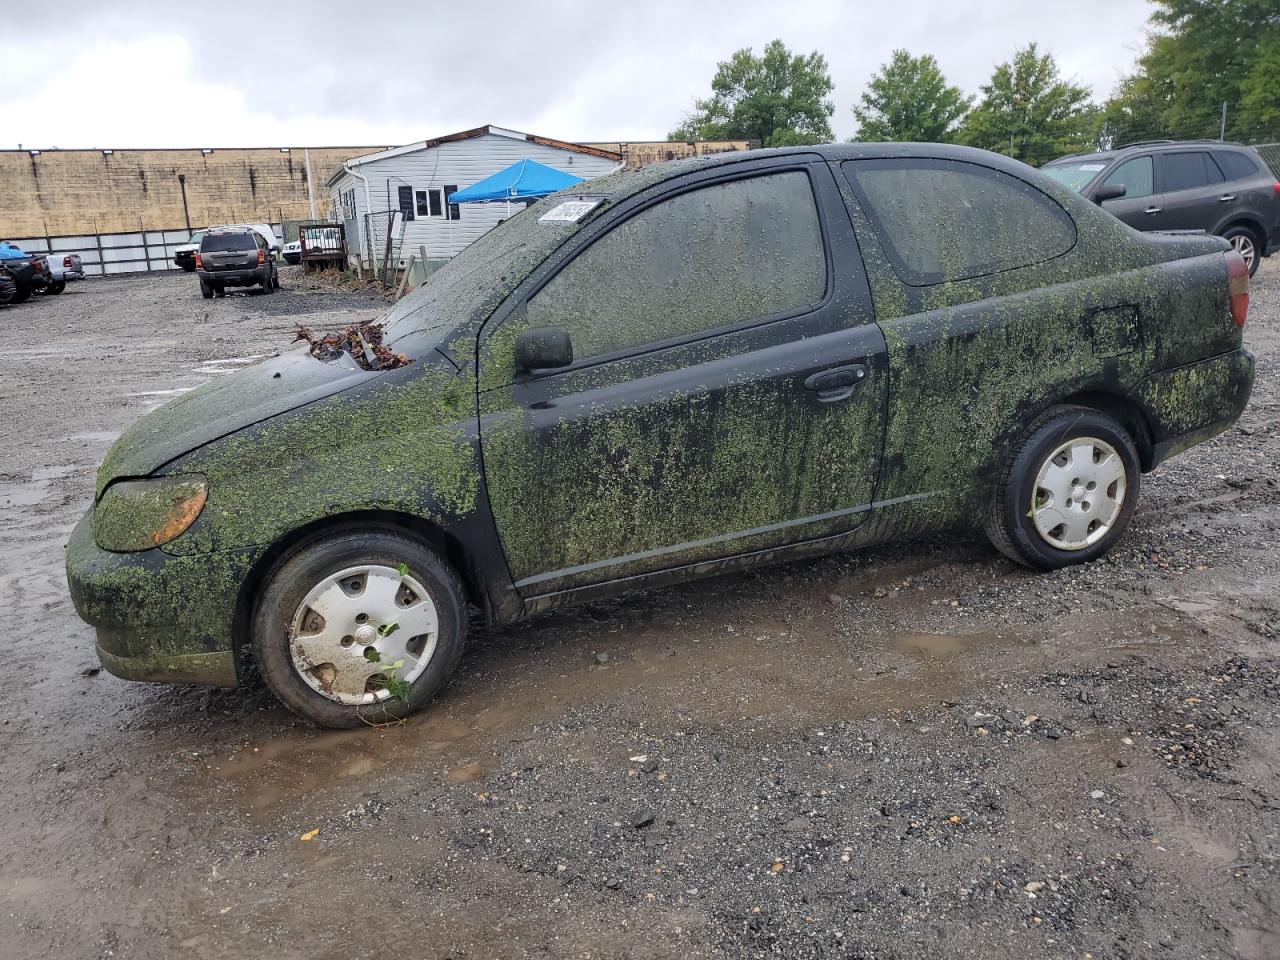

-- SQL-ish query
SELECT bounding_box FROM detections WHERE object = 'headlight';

[93,476,208,552]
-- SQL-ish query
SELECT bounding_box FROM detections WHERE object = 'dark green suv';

[67,144,1254,727]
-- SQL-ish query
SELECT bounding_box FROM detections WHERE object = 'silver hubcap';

[1031,437,1126,551]
[1230,234,1256,270]
[289,564,438,705]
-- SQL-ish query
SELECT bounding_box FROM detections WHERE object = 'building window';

[340,189,357,221]
[444,184,461,221]
[415,188,441,218]
[397,184,415,221]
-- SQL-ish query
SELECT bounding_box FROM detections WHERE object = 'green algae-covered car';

[66,144,1255,727]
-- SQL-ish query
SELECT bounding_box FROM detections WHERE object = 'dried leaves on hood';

[294,319,411,370]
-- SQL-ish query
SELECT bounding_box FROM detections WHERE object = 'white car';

[282,240,302,265]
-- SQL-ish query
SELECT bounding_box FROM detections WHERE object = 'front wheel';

[986,405,1140,569]
[252,528,468,728]
[45,280,66,295]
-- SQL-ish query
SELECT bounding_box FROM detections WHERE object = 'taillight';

[63,256,72,268]
[1226,250,1249,328]
[257,249,265,264]
[1273,182,1280,194]
[194,253,203,269]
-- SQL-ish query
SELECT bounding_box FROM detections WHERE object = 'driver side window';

[524,170,826,363]
[1102,156,1153,200]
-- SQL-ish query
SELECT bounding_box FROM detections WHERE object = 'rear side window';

[842,158,1076,286]
[525,170,826,361]
[1214,150,1261,181]
[1162,152,1224,192]
[200,233,257,252]
[1101,156,1154,200]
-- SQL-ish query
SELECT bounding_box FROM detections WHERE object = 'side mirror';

[1093,184,1126,204]
[514,327,573,372]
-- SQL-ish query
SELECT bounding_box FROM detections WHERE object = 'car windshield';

[1041,160,1111,192]
[202,233,256,252]
[189,231,205,244]
[380,195,606,350]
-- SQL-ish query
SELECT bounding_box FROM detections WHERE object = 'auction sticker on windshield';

[1080,163,1107,171]
[539,200,602,222]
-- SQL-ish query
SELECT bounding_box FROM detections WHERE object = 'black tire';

[200,279,213,299]
[46,280,66,295]
[181,262,197,273]
[273,272,282,290]
[985,405,1140,570]
[261,273,274,294]
[1221,225,1262,277]
[252,527,467,728]
[11,281,31,304]
[214,285,226,298]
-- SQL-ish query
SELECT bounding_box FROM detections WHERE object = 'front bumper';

[65,511,257,687]
[1130,348,1255,469]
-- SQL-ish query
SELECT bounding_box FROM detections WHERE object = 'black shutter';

[398,184,414,221]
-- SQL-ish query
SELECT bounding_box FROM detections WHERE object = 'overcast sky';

[2,0,1155,151]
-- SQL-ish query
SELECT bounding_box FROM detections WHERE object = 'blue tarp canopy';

[447,159,584,204]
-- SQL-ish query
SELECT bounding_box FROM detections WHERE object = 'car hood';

[95,347,383,498]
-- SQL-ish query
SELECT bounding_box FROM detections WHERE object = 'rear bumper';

[197,266,269,287]
[65,511,255,687]
[1130,348,1255,469]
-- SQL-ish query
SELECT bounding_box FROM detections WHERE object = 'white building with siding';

[326,125,622,269]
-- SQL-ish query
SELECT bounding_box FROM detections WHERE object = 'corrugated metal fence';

[1254,143,1280,178]
[7,223,283,276]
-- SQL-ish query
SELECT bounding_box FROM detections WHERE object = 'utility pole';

[1220,101,1227,142]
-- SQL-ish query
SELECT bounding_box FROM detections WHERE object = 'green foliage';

[1101,0,1280,143]
[959,43,1098,166]
[361,647,410,704]
[669,40,834,147]
[852,50,972,143]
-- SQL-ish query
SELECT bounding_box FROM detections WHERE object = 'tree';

[960,43,1098,166]
[669,40,834,147]
[1102,0,1280,143]
[851,50,972,143]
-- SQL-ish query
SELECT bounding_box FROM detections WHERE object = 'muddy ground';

[0,264,1276,960]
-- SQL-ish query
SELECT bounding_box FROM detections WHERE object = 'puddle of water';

[198,355,265,366]
[0,481,50,508]
[126,388,194,398]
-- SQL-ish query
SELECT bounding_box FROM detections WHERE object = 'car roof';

[1047,140,1259,167]
[574,142,1074,206]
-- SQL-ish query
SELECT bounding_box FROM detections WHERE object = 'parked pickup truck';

[41,253,85,294]
[0,242,51,302]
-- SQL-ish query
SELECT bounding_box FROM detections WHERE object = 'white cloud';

[0,0,1153,149]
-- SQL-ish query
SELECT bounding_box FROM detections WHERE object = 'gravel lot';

[0,263,1277,960]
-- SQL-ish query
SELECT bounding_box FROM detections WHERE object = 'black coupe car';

[68,144,1254,727]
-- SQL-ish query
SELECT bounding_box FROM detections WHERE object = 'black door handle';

[803,364,868,402]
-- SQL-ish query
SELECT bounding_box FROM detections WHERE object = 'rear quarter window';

[1214,150,1262,181]
[842,158,1077,286]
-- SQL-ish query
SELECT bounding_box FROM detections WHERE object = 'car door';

[476,160,887,598]
[1148,150,1227,232]
[1095,154,1160,228]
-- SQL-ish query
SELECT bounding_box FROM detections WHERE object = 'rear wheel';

[11,281,31,304]
[252,528,468,728]
[261,272,274,294]
[200,279,213,299]
[986,405,1140,569]
[45,280,66,295]
[214,284,226,298]
[1221,225,1261,277]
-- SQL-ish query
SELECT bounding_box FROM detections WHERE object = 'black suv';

[1044,141,1280,275]
[196,227,279,298]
